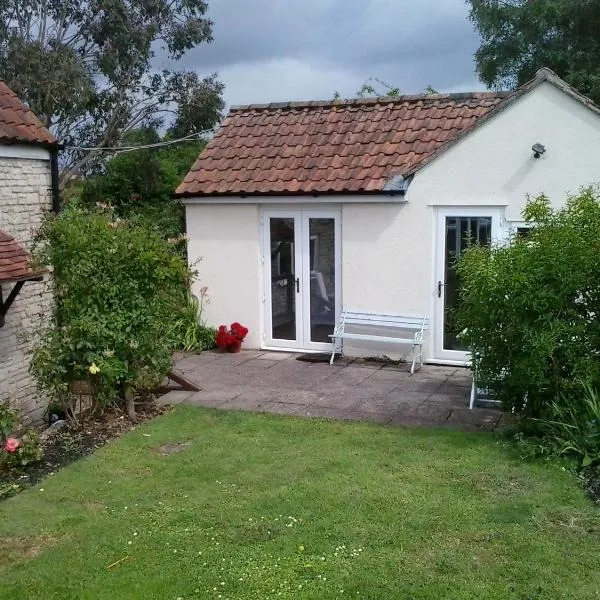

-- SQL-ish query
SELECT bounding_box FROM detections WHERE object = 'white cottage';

[176,69,600,366]
[0,82,58,422]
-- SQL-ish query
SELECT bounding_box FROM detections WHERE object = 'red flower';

[230,322,249,341]
[4,437,20,453]
[215,325,230,348]
[215,322,249,349]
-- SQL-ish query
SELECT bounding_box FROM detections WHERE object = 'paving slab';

[156,390,194,406]
[367,368,413,382]
[391,379,446,394]
[341,410,394,424]
[303,405,353,419]
[309,393,368,411]
[256,351,296,361]
[260,401,310,416]
[207,351,259,366]
[183,388,242,407]
[240,359,279,370]
[427,393,472,409]
[384,390,435,404]
[354,377,403,395]
[159,350,505,432]
[219,392,271,411]
[350,358,385,370]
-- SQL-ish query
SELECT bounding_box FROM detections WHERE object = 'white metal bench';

[329,309,428,374]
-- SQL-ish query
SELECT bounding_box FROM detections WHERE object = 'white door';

[262,208,340,351]
[433,207,505,363]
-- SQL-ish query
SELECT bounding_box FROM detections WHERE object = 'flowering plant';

[4,437,20,453]
[0,402,42,472]
[215,322,249,351]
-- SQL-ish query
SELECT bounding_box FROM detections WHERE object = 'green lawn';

[1,406,599,599]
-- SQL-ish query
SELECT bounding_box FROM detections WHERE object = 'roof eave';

[0,138,61,150]
[173,188,407,200]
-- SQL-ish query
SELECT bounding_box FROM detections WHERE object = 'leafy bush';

[30,205,190,417]
[171,291,216,352]
[456,187,600,419]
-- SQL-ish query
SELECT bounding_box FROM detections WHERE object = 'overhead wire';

[70,130,213,154]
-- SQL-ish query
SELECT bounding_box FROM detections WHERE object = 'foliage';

[79,127,204,251]
[534,384,600,469]
[356,77,400,98]
[0,402,16,440]
[467,0,600,104]
[333,79,439,100]
[456,187,600,419]
[0,403,42,472]
[29,205,190,411]
[0,431,43,471]
[0,0,224,179]
[170,292,216,352]
[2,407,600,597]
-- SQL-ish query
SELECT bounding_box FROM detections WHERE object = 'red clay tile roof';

[175,91,512,197]
[0,231,44,283]
[0,81,57,146]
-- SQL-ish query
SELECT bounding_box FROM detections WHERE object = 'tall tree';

[467,0,600,103]
[0,1,224,180]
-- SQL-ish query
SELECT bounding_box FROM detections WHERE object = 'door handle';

[295,277,300,293]
[437,281,446,298]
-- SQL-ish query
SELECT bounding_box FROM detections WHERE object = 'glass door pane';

[269,217,297,341]
[308,218,336,343]
[443,216,491,350]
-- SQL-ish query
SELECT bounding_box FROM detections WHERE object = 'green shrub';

[456,187,600,419]
[171,291,216,352]
[30,205,190,416]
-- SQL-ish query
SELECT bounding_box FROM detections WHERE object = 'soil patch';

[156,441,192,455]
[0,404,168,501]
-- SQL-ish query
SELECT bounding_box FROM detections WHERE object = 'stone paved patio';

[159,350,507,431]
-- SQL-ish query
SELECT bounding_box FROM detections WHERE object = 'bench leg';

[469,379,476,409]
[410,344,423,375]
[330,339,337,365]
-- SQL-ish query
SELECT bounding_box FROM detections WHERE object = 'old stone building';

[0,82,59,423]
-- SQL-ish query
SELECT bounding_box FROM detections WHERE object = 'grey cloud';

[167,0,483,105]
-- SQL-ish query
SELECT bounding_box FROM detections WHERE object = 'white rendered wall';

[409,81,600,219]
[185,203,263,348]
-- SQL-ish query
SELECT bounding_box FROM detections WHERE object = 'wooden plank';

[166,370,200,392]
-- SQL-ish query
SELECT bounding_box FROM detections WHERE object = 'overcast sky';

[170,0,484,108]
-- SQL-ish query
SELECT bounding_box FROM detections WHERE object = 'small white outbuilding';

[176,69,600,366]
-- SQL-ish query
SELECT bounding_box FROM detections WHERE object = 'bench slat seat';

[329,308,429,374]
[334,333,417,345]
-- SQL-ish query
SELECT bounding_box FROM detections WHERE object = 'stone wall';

[0,155,53,424]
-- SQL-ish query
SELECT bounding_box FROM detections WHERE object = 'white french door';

[433,207,506,363]
[262,208,341,351]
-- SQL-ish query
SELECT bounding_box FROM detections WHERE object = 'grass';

[1,406,600,599]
